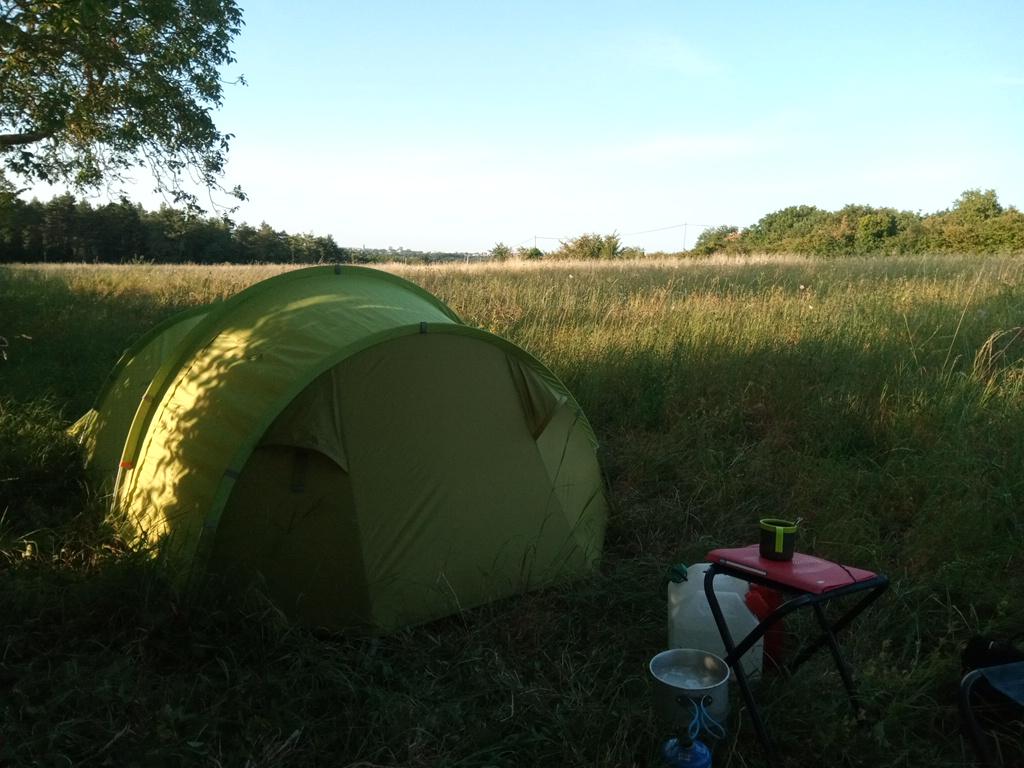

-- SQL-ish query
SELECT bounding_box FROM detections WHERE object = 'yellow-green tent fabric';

[71,303,214,489]
[73,266,606,630]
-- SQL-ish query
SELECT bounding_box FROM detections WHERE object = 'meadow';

[1,254,1023,766]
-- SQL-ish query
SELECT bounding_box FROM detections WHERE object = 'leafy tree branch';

[0,0,245,212]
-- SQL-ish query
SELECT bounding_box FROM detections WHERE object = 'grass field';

[2,254,1023,766]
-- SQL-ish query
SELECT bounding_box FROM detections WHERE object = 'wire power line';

[622,222,711,236]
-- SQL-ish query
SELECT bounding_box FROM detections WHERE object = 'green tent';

[74,266,606,630]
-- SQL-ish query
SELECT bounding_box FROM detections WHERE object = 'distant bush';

[551,232,626,260]
[515,245,545,260]
[489,242,513,261]
[855,210,898,254]
[691,225,740,256]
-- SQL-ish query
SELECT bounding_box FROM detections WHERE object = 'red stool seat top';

[707,545,878,595]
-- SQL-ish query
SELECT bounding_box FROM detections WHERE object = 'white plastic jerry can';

[666,562,764,680]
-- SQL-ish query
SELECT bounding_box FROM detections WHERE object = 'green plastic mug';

[759,518,797,560]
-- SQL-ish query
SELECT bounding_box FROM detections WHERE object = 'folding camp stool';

[703,545,889,762]
[960,660,1024,765]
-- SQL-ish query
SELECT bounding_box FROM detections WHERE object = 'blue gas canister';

[661,737,712,768]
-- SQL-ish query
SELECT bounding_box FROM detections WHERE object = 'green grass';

[2,254,1023,766]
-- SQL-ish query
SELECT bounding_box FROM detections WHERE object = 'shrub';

[855,210,899,253]
[489,242,513,261]
[552,233,624,260]
[515,245,544,260]
[690,225,739,256]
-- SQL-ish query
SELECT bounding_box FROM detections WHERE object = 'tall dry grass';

[1,253,1023,765]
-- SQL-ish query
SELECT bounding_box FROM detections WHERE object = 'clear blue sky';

[88,1,1024,251]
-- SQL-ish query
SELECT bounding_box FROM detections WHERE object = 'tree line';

[691,189,1024,257]
[0,191,475,265]
[3,188,1022,266]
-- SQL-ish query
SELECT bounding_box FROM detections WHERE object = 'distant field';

[2,254,1023,766]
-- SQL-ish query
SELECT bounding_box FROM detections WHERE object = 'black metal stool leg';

[704,566,778,763]
[789,578,888,673]
[811,601,859,707]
